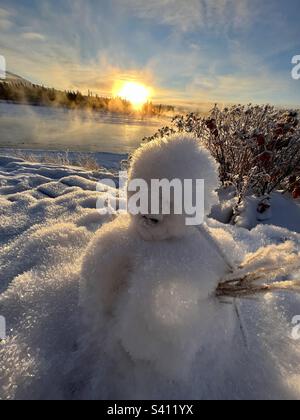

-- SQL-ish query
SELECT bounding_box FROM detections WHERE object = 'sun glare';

[116,82,151,109]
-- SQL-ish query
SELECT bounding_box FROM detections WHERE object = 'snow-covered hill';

[0,71,33,87]
[0,153,300,400]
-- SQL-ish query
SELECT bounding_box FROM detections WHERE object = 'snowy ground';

[0,153,300,400]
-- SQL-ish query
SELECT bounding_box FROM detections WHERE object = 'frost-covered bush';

[144,105,300,202]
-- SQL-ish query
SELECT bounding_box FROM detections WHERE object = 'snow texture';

[0,142,300,400]
[81,135,300,399]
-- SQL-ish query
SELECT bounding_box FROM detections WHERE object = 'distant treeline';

[0,81,175,116]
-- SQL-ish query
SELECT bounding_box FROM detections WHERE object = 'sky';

[0,0,299,109]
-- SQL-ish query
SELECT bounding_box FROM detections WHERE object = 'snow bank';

[0,152,300,400]
[213,191,300,233]
[0,154,120,399]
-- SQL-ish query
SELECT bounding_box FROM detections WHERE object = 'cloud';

[21,32,46,41]
[0,6,13,31]
[0,6,11,18]
[122,0,257,32]
[0,0,298,107]
[187,71,290,104]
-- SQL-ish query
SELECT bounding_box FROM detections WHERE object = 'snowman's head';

[128,134,219,241]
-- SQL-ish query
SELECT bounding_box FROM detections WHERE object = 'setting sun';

[116,82,151,108]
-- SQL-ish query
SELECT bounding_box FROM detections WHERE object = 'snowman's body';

[81,213,235,381]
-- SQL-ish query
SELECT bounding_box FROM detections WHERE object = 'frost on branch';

[144,105,300,205]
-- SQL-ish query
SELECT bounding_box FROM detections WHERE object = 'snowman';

[80,134,236,386]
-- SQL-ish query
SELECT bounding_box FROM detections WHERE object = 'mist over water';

[0,102,164,154]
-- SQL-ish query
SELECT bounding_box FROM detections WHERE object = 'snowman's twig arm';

[217,276,300,297]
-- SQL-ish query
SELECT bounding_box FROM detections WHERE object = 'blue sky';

[0,0,299,108]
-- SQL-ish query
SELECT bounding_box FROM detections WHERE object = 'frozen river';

[0,102,165,154]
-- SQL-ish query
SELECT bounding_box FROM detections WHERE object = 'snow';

[217,191,300,233]
[80,214,232,392]
[129,134,220,220]
[0,147,300,400]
